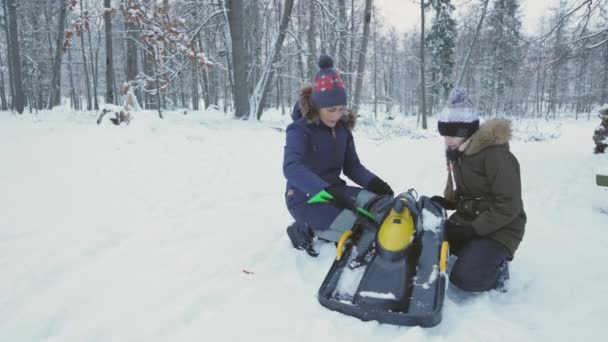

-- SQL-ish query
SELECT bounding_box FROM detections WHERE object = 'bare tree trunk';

[278,69,286,115]
[2,0,14,109]
[86,17,99,110]
[179,73,186,108]
[457,0,490,87]
[218,0,233,112]
[347,0,356,89]
[0,44,7,110]
[337,0,348,75]
[286,62,293,108]
[226,0,250,118]
[104,0,115,104]
[373,8,378,118]
[274,0,282,112]
[251,0,294,120]
[49,0,68,108]
[154,62,163,117]
[202,68,211,109]
[161,0,171,110]
[575,51,589,115]
[548,65,560,118]
[190,6,201,111]
[296,5,306,82]
[7,0,24,113]
[67,47,79,110]
[602,42,608,105]
[223,67,229,113]
[125,1,139,102]
[195,13,211,110]
[534,21,546,116]
[535,65,541,115]
[306,2,317,81]
[191,62,200,110]
[210,66,218,107]
[275,72,281,110]
[547,7,566,118]
[199,66,209,110]
[77,1,92,110]
[44,5,54,65]
[143,45,155,108]
[539,60,547,116]
[249,0,262,94]
[352,0,373,113]
[420,0,428,129]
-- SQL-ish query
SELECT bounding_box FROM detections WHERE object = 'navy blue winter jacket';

[283,87,376,209]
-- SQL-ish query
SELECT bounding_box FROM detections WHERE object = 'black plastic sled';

[317,192,449,328]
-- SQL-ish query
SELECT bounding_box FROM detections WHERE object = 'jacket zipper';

[332,127,340,170]
[455,156,474,198]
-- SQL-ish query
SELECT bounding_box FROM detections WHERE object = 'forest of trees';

[0,0,606,125]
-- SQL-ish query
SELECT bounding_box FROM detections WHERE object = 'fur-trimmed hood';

[463,118,512,156]
[292,86,358,130]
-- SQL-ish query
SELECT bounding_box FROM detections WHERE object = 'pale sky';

[375,0,561,34]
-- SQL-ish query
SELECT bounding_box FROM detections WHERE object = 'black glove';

[430,196,457,210]
[325,185,357,211]
[445,220,479,243]
[367,177,394,196]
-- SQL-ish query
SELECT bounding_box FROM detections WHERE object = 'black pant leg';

[449,238,511,292]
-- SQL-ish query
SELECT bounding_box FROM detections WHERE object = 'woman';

[432,88,526,292]
[283,55,393,256]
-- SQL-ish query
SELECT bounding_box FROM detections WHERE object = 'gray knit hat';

[438,87,480,137]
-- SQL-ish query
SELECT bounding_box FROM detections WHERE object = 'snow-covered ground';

[1,108,607,341]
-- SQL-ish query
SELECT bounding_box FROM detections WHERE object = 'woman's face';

[319,106,345,128]
[444,136,466,150]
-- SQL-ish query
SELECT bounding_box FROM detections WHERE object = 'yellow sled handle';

[336,230,353,260]
[440,241,449,273]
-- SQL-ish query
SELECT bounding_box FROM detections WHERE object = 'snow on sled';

[316,191,449,328]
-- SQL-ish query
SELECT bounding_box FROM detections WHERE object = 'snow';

[1,108,607,341]
[332,247,366,301]
[511,119,562,142]
[422,208,443,233]
[333,265,366,300]
[359,291,397,300]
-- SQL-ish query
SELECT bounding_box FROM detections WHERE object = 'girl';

[283,56,393,256]
[432,88,526,291]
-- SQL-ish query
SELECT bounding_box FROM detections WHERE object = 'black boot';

[286,223,319,257]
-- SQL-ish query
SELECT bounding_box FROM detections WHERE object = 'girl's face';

[319,106,345,128]
[444,136,466,150]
